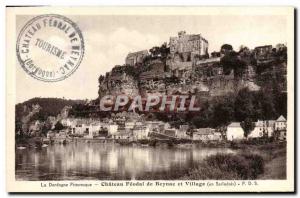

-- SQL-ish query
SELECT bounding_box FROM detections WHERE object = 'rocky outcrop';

[20,104,41,134]
[96,32,289,107]
[99,65,139,97]
[98,57,259,101]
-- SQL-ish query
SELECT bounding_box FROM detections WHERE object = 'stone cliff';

[98,57,259,102]
[98,32,287,103]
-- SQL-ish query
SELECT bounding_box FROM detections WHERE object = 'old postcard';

[6,7,294,192]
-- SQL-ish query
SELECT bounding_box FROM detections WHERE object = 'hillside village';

[15,31,288,146]
[20,104,287,144]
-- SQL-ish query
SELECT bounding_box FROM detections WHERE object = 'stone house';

[145,121,167,131]
[108,124,118,136]
[192,128,221,141]
[177,125,190,139]
[275,115,287,131]
[164,128,177,137]
[55,130,67,139]
[132,125,150,140]
[213,132,223,141]
[125,121,135,131]
[72,120,88,135]
[226,122,245,141]
[275,115,287,140]
[114,130,133,140]
[85,122,102,138]
[61,118,76,127]
[248,120,275,138]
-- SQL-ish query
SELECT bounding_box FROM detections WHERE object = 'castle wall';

[125,50,148,67]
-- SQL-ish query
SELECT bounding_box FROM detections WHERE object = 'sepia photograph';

[6,6,294,192]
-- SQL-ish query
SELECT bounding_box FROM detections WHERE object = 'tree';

[41,120,52,136]
[220,51,246,78]
[241,118,255,137]
[257,89,276,120]
[211,98,234,128]
[221,44,233,51]
[98,75,105,84]
[190,101,213,128]
[221,44,233,55]
[234,88,255,121]
[149,43,170,61]
[54,121,64,131]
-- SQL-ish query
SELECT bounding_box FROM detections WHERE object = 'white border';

[1,0,299,197]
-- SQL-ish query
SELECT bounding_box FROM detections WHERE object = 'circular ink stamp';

[16,14,84,82]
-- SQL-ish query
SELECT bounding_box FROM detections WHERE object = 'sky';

[16,14,287,103]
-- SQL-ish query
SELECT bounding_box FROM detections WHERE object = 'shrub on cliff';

[221,51,246,77]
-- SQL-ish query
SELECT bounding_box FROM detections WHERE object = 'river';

[16,143,234,180]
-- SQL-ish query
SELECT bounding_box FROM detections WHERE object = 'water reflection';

[16,143,234,180]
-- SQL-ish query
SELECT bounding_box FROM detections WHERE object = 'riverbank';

[256,142,287,179]
[134,142,286,180]
[180,142,286,180]
[16,137,225,148]
[16,136,285,151]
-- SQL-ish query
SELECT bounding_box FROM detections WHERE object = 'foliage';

[221,51,247,77]
[182,153,264,180]
[241,118,255,137]
[190,87,286,129]
[41,120,52,136]
[221,44,233,52]
[149,42,170,60]
[234,88,256,121]
[54,121,64,131]
[123,65,139,79]
[15,97,84,122]
[69,103,98,118]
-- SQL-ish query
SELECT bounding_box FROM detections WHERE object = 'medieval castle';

[98,31,286,102]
